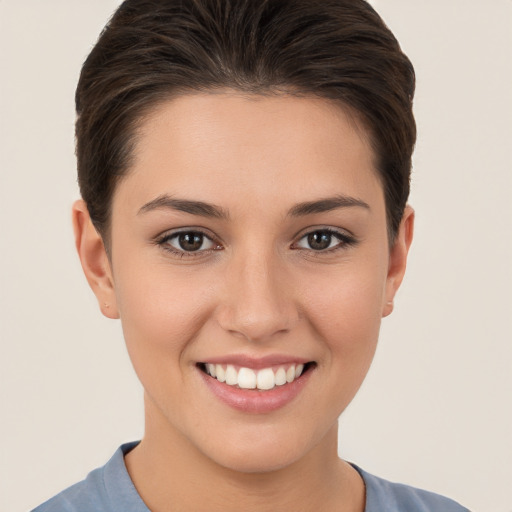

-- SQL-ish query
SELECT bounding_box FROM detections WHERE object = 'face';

[77,92,412,473]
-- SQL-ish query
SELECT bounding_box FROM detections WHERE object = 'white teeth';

[275,367,287,386]
[256,368,275,390]
[238,367,257,389]
[225,365,238,385]
[215,364,226,382]
[204,363,309,390]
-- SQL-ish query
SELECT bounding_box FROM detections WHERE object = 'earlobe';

[382,205,414,318]
[72,200,120,319]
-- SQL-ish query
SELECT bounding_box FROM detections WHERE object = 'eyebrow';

[287,195,370,217]
[138,195,229,220]
[138,193,370,219]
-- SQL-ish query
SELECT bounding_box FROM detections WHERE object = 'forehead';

[114,92,383,215]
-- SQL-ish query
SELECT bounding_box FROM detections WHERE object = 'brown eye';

[295,228,355,253]
[178,232,204,251]
[307,231,333,251]
[162,231,218,253]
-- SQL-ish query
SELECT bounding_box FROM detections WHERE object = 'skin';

[73,92,414,512]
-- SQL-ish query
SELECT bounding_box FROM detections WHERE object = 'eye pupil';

[178,232,203,251]
[308,231,332,250]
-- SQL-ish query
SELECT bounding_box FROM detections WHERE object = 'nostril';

[214,269,300,341]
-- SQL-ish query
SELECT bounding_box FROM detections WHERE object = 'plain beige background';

[1,1,511,511]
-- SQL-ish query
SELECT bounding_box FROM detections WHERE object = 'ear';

[72,200,119,319]
[382,205,414,318]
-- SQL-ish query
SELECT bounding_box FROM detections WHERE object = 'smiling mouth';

[198,362,316,391]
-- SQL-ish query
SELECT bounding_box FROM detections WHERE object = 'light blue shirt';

[32,442,470,511]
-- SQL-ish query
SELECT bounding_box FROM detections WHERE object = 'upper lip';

[198,354,313,370]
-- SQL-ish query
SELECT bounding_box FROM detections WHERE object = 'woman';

[33,0,469,510]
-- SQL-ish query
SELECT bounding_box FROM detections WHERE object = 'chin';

[212,446,302,474]
[197,424,319,474]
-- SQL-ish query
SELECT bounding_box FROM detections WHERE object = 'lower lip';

[199,367,314,414]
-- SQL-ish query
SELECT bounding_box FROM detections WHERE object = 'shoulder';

[31,442,147,512]
[352,465,471,512]
[31,465,108,512]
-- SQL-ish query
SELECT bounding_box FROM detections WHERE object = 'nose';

[215,249,300,343]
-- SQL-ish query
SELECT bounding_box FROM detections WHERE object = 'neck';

[125,396,364,512]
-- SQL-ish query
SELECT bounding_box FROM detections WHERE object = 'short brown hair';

[76,0,416,242]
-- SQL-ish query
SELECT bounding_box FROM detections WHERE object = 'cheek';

[113,259,214,375]
[301,263,386,386]
[304,263,385,337]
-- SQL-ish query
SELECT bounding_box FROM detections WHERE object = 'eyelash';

[292,228,357,254]
[155,229,222,258]
[155,227,357,258]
